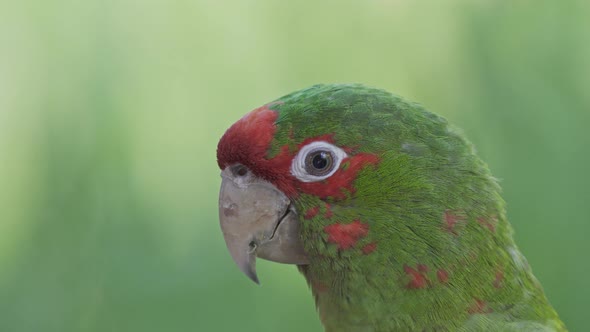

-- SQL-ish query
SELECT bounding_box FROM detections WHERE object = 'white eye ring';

[291,141,348,182]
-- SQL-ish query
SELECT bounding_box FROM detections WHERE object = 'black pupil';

[312,152,329,170]
[305,150,334,176]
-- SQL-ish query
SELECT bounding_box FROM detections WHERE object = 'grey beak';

[218,167,309,284]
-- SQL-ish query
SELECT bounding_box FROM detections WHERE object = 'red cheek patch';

[299,153,380,200]
[324,220,369,250]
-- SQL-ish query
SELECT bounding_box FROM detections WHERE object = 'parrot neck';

[296,213,562,331]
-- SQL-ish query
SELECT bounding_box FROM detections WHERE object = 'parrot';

[216,84,566,331]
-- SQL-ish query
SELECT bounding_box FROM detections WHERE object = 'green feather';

[265,84,565,331]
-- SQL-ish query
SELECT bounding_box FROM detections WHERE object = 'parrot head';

[217,84,487,283]
[216,84,564,331]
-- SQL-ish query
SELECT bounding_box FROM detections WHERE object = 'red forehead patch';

[217,105,278,170]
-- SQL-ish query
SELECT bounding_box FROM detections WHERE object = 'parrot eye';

[291,141,348,182]
[305,151,333,175]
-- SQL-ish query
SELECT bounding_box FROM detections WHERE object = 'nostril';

[233,164,248,177]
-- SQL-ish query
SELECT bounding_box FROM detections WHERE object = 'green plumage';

[264,84,565,331]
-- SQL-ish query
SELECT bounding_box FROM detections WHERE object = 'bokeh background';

[1,1,588,331]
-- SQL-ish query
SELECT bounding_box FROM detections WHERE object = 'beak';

[218,167,309,284]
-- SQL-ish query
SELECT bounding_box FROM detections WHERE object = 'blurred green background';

[1,1,588,331]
